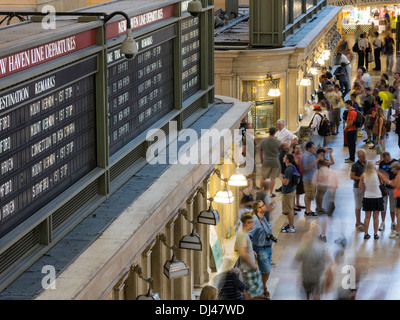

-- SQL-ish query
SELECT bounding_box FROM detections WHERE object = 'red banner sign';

[106,5,175,39]
[0,29,96,79]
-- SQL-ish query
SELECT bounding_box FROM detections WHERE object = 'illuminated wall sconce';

[309,67,318,75]
[179,209,202,251]
[158,234,189,279]
[197,198,220,225]
[299,78,311,86]
[267,88,281,97]
[132,264,161,300]
[213,180,235,204]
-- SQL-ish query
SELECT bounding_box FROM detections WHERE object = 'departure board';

[107,25,176,155]
[181,16,201,101]
[0,56,97,237]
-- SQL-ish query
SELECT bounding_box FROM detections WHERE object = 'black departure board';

[181,16,201,101]
[107,25,176,155]
[0,56,97,237]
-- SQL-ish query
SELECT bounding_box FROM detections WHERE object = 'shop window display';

[342,5,400,35]
[241,80,280,135]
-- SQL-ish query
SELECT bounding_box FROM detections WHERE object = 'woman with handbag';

[372,107,386,164]
[358,161,385,240]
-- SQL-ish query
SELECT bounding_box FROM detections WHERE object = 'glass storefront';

[241,80,280,134]
[342,5,400,34]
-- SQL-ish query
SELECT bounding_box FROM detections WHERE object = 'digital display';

[107,25,176,155]
[181,16,201,101]
[0,56,97,237]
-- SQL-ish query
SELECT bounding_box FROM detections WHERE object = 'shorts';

[253,246,273,274]
[396,197,400,208]
[362,197,384,212]
[261,166,280,179]
[383,188,396,212]
[303,181,316,202]
[353,188,365,210]
[243,269,264,298]
[282,190,296,213]
[333,108,341,127]
[296,177,305,195]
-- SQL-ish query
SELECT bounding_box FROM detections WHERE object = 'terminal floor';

[270,43,400,300]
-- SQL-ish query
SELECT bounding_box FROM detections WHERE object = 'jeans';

[347,130,357,162]
[374,47,381,70]
[387,54,394,72]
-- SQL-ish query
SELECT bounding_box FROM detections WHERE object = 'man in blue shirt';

[302,142,323,216]
[249,200,274,299]
[280,153,297,232]
[334,62,349,98]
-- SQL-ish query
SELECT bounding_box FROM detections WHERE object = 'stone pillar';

[286,68,299,131]
[193,185,211,285]
[151,227,170,299]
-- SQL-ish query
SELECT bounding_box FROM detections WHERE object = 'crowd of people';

[199,29,400,301]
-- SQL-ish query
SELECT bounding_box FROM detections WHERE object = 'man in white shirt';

[372,31,382,71]
[338,52,351,83]
[276,119,298,148]
[357,33,368,69]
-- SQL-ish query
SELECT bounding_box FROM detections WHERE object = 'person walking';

[378,152,398,231]
[358,161,385,239]
[362,87,374,144]
[351,149,367,231]
[372,107,387,164]
[372,31,382,71]
[343,100,358,163]
[249,200,275,299]
[382,162,400,238]
[357,33,368,69]
[259,126,281,198]
[383,32,395,74]
[334,63,349,100]
[255,179,276,223]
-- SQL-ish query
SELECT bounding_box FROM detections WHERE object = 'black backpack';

[352,41,359,53]
[354,110,365,128]
[291,165,301,186]
[316,113,331,136]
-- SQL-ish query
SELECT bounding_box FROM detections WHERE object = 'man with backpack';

[310,105,328,148]
[344,100,359,163]
[280,153,300,233]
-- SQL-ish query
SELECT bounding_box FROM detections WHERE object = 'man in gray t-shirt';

[259,126,281,198]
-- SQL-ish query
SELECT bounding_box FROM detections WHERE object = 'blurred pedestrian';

[293,144,305,212]
[217,268,245,300]
[351,149,367,231]
[372,31,382,71]
[295,221,330,300]
[280,153,298,233]
[256,179,276,223]
[200,285,218,300]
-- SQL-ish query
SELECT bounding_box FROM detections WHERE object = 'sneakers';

[281,224,296,233]
[319,234,327,242]
[364,234,371,239]
[305,211,318,217]
[356,223,364,232]
[392,222,397,230]
[378,222,386,231]
[374,234,380,240]
[316,208,328,214]
[389,232,400,238]
[363,138,372,143]
[345,158,354,163]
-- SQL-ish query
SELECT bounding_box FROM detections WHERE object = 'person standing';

[372,32,382,71]
[259,126,281,198]
[358,161,384,240]
[293,144,305,212]
[343,100,358,163]
[280,153,298,233]
[351,149,367,231]
[309,105,325,149]
[337,51,352,84]
[378,152,398,231]
[249,200,275,299]
[362,87,374,144]
[334,63,349,100]
[276,119,298,148]
[235,214,266,300]
[357,33,368,69]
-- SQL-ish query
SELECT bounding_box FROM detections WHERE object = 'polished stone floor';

[270,42,400,300]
